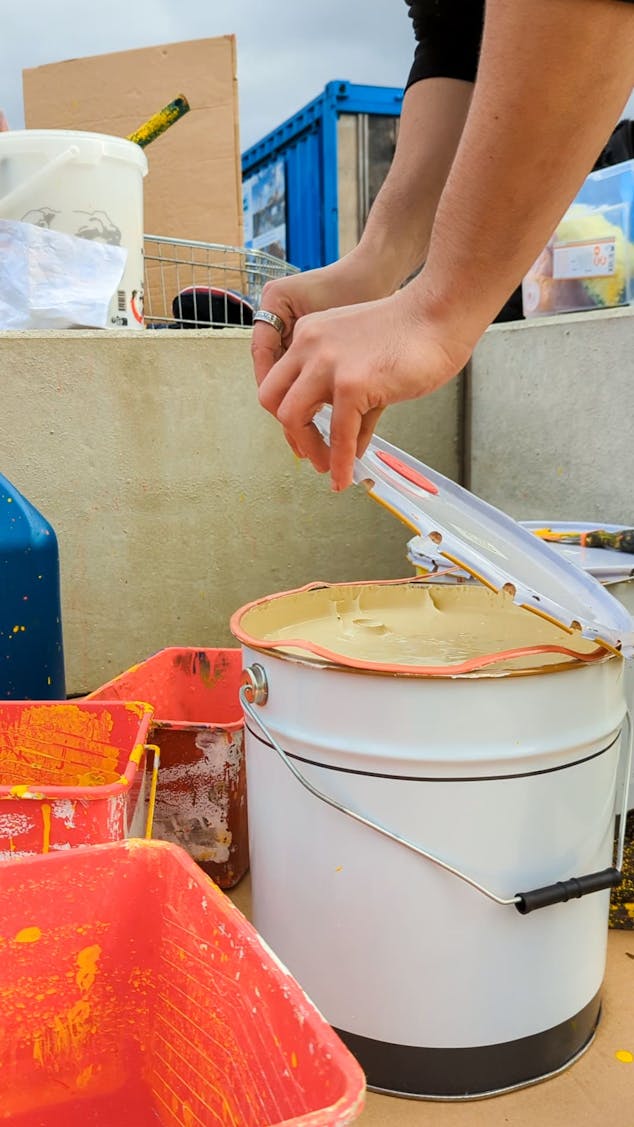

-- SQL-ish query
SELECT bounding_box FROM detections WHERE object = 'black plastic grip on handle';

[515,868,622,915]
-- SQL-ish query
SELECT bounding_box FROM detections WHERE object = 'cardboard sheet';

[23,37,243,251]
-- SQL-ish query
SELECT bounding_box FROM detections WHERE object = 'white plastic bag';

[0,219,128,329]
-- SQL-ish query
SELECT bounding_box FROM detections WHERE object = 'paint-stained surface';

[609,810,634,930]
[0,840,365,1126]
[0,702,153,858]
[87,649,248,888]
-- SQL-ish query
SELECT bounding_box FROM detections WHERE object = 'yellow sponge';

[555,204,634,307]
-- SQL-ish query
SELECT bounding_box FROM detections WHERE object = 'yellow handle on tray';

[144,745,161,839]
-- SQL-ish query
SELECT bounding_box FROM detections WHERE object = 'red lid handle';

[375,450,439,495]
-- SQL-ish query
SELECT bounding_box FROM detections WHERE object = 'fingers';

[251,321,284,387]
[356,406,384,458]
[283,427,305,460]
[329,393,364,492]
[260,356,331,473]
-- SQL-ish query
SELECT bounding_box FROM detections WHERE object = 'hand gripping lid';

[314,408,634,656]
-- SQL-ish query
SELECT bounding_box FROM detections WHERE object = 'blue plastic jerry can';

[0,475,65,699]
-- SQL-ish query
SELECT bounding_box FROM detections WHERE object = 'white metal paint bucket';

[0,130,147,328]
[408,528,634,811]
[232,580,631,1100]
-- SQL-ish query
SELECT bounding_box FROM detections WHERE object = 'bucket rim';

[0,129,148,172]
[84,647,245,730]
[231,578,614,679]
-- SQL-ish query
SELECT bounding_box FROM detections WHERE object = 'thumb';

[0,111,9,133]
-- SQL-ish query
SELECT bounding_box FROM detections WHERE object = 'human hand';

[251,251,396,385]
[0,111,9,133]
[252,253,393,459]
[257,286,474,491]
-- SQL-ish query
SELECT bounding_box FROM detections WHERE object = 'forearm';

[411,0,634,343]
[348,77,473,294]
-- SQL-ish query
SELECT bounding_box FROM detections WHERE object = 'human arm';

[414,0,634,346]
[251,77,473,387]
[258,0,634,489]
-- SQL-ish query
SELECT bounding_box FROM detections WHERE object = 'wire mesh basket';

[143,235,299,329]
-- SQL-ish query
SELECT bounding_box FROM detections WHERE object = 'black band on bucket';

[334,991,601,1098]
[246,725,618,783]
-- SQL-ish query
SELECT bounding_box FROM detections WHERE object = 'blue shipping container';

[242,81,403,273]
[0,475,65,700]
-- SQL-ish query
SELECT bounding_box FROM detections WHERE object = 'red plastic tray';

[0,701,153,859]
[0,840,365,1125]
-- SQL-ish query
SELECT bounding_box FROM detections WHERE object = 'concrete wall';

[468,307,634,521]
[2,330,463,694]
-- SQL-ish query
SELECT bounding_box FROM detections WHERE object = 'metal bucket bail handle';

[241,665,631,915]
[0,144,81,218]
[144,744,161,840]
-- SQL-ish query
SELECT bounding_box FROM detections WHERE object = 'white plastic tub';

[0,130,147,328]
[232,580,630,1100]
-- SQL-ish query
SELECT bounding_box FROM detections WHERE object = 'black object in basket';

[172,286,254,328]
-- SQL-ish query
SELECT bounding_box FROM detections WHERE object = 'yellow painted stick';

[127,95,190,149]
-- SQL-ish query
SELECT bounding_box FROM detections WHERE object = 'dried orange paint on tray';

[76,945,101,993]
[14,927,41,944]
[40,805,51,854]
[0,704,120,788]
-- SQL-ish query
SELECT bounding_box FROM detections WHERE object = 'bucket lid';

[314,409,634,656]
[0,130,148,174]
[408,521,634,585]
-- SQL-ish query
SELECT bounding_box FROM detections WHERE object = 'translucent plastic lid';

[409,521,634,585]
[314,409,634,656]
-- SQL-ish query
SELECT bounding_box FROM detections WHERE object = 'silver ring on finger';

[254,309,286,335]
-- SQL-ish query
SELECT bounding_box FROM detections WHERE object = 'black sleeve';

[404,0,484,89]
[404,0,634,90]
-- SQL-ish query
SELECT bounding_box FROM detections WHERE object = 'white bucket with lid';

[408,521,634,811]
[232,420,634,1100]
[0,131,147,328]
[233,580,630,1099]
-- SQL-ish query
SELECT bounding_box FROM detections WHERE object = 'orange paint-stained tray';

[87,649,248,889]
[0,839,365,1126]
[0,701,153,859]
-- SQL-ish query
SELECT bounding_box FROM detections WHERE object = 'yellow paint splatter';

[124,701,152,718]
[616,1050,633,1063]
[182,1104,195,1127]
[76,1064,94,1089]
[76,771,109,787]
[335,866,343,873]
[9,785,44,798]
[130,744,144,765]
[15,926,42,944]
[32,998,92,1066]
[290,1051,298,1069]
[41,803,51,854]
[76,945,101,992]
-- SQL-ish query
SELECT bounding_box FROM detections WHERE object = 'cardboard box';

[23,37,243,249]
